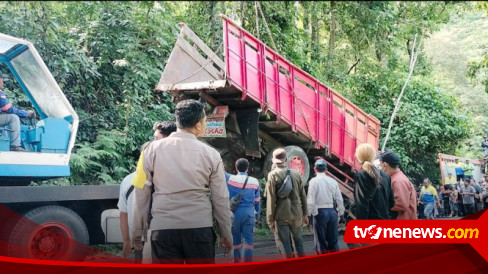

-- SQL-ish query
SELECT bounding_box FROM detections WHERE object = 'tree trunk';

[406,39,412,60]
[241,1,246,29]
[327,1,336,74]
[347,56,361,75]
[375,31,390,67]
[311,2,320,61]
[301,1,311,60]
[206,1,218,50]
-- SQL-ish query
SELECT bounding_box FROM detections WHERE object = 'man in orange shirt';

[380,151,418,219]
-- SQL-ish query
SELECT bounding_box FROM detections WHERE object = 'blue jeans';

[313,208,339,254]
[231,208,255,263]
[449,201,458,213]
[424,202,435,218]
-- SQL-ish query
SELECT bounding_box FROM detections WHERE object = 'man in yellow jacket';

[131,122,177,189]
[118,121,176,260]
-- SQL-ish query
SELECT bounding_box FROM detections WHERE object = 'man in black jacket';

[482,136,488,157]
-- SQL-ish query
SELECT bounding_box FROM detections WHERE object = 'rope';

[171,41,224,86]
[254,2,260,40]
[284,72,315,152]
[241,1,246,27]
[231,1,238,21]
[255,1,314,147]
[381,33,423,152]
[256,2,278,52]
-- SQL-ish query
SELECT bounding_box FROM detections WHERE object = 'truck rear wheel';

[263,146,310,183]
[285,146,310,183]
[7,205,89,261]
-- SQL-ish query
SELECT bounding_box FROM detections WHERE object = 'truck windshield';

[10,49,71,119]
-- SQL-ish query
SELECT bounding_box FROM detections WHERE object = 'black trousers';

[464,203,475,216]
[443,196,451,215]
[456,175,464,182]
[459,203,466,216]
[151,227,216,264]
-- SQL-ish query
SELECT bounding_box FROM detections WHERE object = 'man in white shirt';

[118,121,176,259]
[118,172,136,258]
[306,159,344,254]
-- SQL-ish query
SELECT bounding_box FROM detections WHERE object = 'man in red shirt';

[380,151,418,219]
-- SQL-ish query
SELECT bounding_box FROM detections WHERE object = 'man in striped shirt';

[227,158,261,263]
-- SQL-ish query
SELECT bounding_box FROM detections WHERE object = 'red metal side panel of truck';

[222,16,380,170]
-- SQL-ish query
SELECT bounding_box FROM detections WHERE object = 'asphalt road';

[215,232,350,262]
[93,215,463,263]
[215,215,462,262]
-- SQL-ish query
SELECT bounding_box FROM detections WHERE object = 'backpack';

[276,169,293,199]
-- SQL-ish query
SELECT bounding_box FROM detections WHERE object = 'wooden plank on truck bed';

[176,36,223,79]
[156,79,228,93]
[180,24,225,70]
[177,36,221,80]
[158,36,223,87]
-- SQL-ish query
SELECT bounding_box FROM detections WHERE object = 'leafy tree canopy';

[0,1,478,186]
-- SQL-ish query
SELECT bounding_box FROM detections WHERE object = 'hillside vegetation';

[425,10,488,159]
[0,1,485,185]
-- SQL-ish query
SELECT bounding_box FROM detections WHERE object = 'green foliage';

[468,3,488,93]
[345,68,469,184]
[254,228,273,239]
[425,8,488,159]
[70,130,131,185]
[0,2,175,184]
[0,1,480,186]
[468,55,488,93]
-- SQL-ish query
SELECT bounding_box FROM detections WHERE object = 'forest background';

[1,1,488,187]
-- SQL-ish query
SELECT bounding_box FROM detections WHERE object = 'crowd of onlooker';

[417,136,488,219]
[416,175,488,219]
[114,100,488,264]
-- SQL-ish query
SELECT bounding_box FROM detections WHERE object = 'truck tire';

[7,205,89,261]
[285,146,310,183]
[263,146,310,183]
[263,151,275,181]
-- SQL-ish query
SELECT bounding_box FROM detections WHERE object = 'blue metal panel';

[64,115,74,123]
[38,117,70,153]
[21,124,41,152]
[17,118,71,153]
[3,44,28,61]
[0,164,70,177]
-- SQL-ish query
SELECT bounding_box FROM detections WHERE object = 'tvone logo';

[354,225,382,239]
[366,225,382,239]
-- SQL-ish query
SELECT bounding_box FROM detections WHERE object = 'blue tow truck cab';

[0,33,120,261]
[0,32,78,180]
